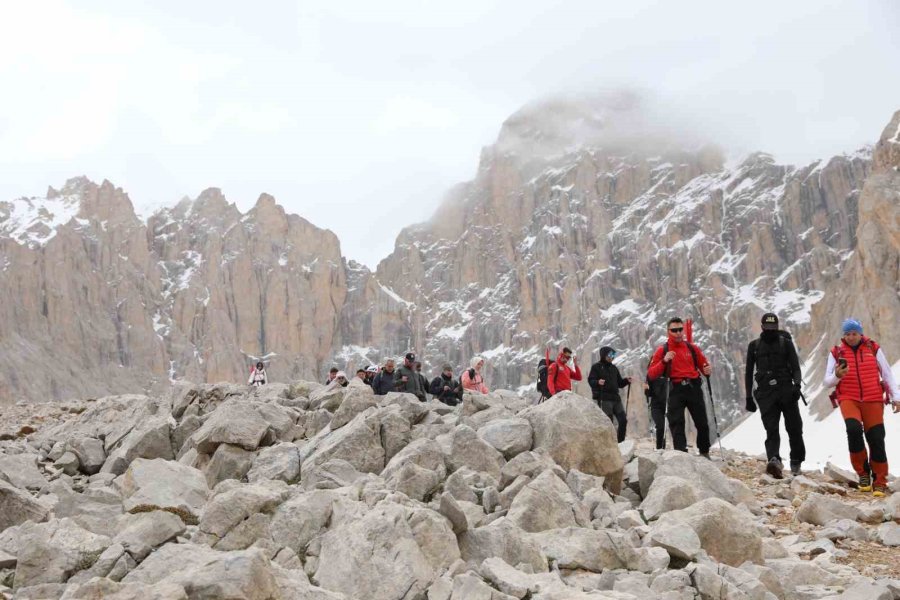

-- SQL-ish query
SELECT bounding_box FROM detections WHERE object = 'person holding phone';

[547,347,582,396]
[824,319,900,496]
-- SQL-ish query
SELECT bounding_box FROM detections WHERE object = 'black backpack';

[752,332,792,384]
[536,359,550,397]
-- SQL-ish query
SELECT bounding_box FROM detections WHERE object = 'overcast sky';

[1,1,898,266]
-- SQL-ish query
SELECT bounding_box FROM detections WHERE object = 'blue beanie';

[842,319,863,335]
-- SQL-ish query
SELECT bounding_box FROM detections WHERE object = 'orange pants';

[839,400,888,485]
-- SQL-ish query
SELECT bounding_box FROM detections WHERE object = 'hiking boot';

[873,484,888,498]
[858,472,872,492]
[700,452,712,460]
[790,461,802,476]
[766,457,784,479]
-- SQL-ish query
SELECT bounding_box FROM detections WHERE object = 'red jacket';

[833,337,884,403]
[547,352,582,395]
[647,336,709,383]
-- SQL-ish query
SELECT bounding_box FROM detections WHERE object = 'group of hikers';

[245,313,898,496]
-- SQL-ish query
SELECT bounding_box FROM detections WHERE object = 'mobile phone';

[837,358,847,368]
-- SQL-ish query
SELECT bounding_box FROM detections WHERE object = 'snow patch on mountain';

[0,193,81,248]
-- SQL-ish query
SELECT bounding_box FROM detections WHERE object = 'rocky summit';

[2,98,899,442]
[0,383,899,599]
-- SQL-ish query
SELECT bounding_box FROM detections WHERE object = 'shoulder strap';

[685,342,701,373]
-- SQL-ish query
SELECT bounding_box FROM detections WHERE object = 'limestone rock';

[14,518,111,587]
[189,401,271,454]
[458,518,547,573]
[300,408,386,478]
[795,492,861,526]
[0,453,47,489]
[653,497,763,566]
[115,458,209,519]
[520,392,623,493]
[66,438,106,475]
[639,475,701,521]
[205,443,254,488]
[247,442,301,484]
[442,425,506,480]
[0,479,49,531]
[477,418,533,459]
[113,511,185,561]
[507,470,590,532]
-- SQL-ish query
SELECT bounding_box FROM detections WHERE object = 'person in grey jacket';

[395,352,426,401]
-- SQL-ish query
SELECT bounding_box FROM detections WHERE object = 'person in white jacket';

[248,362,268,387]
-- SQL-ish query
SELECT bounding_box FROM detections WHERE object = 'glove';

[792,384,802,402]
[745,397,757,413]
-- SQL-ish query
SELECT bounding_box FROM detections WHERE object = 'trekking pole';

[703,375,725,460]
[625,382,631,414]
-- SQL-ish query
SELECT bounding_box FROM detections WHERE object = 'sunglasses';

[669,327,684,333]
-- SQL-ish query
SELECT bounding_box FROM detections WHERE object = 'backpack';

[752,333,792,385]
[536,359,549,396]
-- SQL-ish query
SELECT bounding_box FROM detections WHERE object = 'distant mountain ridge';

[1,99,897,437]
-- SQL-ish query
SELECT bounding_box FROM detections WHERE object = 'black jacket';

[588,360,628,402]
[745,330,801,399]
[371,370,396,396]
[430,374,463,405]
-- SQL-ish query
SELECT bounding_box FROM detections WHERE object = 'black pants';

[667,380,710,454]
[600,399,627,443]
[757,385,805,463]
[649,396,667,449]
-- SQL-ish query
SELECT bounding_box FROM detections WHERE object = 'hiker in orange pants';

[824,319,900,496]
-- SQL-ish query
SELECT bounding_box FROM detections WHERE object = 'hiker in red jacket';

[648,317,713,457]
[824,319,900,496]
[547,347,582,396]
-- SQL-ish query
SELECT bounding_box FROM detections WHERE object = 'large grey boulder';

[199,481,289,549]
[647,519,702,561]
[48,481,123,537]
[458,518,547,573]
[115,458,209,519]
[640,451,739,503]
[188,401,271,454]
[101,415,174,475]
[795,492,861,525]
[270,489,346,553]
[330,386,378,430]
[639,475,701,520]
[204,443,254,487]
[248,442,301,484]
[519,392,623,493]
[58,578,188,600]
[529,527,629,572]
[876,521,900,546]
[113,511,185,561]
[441,425,506,480]
[300,408,387,478]
[66,437,106,475]
[477,418,533,459]
[313,503,458,600]
[14,518,111,587]
[500,451,558,489]
[653,497,763,566]
[507,470,590,532]
[382,438,446,501]
[124,544,278,599]
[0,453,46,490]
[0,479,49,531]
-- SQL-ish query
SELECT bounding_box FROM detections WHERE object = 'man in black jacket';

[395,352,426,402]
[430,364,463,406]
[371,359,396,396]
[588,346,632,442]
[745,313,805,479]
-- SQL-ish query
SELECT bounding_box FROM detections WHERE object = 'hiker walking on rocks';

[395,352,426,401]
[745,313,805,479]
[461,356,489,394]
[415,361,430,401]
[324,367,338,386]
[371,359,396,395]
[248,361,267,387]
[430,363,463,406]
[588,346,632,442]
[547,347,582,396]
[648,317,713,457]
[363,365,377,386]
[824,319,900,496]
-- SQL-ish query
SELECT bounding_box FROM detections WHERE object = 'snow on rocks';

[2,383,900,598]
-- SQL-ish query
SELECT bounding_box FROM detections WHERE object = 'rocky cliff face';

[1,100,896,436]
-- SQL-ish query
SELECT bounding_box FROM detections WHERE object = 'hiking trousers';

[667,380,710,454]
[600,398,627,443]
[756,385,805,463]
[839,400,888,485]
[649,396,667,449]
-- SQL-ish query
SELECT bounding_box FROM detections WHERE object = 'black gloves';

[746,397,757,413]
[792,384,802,402]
